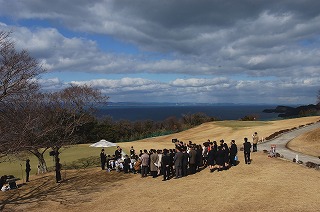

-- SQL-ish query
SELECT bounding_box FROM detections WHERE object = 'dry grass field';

[1,116,320,212]
[287,127,320,157]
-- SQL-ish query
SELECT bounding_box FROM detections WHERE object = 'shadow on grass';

[0,169,132,211]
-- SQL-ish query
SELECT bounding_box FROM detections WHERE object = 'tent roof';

[89,139,117,147]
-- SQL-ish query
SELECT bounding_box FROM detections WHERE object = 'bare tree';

[0,30,45,161]
[0,93,54,168]
[0,85,107,172]
[0,31,44,102]
[44,85,107,180]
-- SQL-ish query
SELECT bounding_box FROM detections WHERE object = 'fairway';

[214,120,271,129]
[0,144,116,180]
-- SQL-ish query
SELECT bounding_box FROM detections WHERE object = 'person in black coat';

[161,149,171,181]
[26,159,31,182]
[216,145,225,171]
[207,143,216,172]
[182,147,189,177]
[55,158,62,183]
[130,146,135,157]
[100,149,106,170]
[114,146,122,160]
[169,149,175,177]
[243,137,252,164]
[123,155,131,173]
[223,143,230,169]
[229,140,238,166]
[0,175,7,189]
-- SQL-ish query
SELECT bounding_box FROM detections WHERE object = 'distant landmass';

[263,104,320,118]
[106,102,278,107]
[95,103,281,121]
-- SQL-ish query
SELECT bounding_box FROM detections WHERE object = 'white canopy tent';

[89,139,126,160]
[89,139,117,148]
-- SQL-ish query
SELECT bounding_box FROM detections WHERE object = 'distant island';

[263,104,320,118]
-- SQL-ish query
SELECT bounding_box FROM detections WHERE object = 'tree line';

[76,112,218,144]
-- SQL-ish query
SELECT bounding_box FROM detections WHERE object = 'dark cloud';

[0,0,320,103]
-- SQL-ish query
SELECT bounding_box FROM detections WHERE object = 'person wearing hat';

[26,159,31,182]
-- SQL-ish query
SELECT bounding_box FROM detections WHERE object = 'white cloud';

[36,76,320,104]
[1,1,320,104]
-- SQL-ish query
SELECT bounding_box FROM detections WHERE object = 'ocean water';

[95,105,280,121]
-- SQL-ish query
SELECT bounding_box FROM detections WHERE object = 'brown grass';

[287,128,320,157]
[1,116,320,212]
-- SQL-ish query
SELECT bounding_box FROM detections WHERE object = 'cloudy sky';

[0,0,319,104]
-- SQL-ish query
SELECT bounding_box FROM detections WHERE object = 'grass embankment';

[287,127,320,157]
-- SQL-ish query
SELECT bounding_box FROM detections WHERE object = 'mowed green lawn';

[0,144,117,180]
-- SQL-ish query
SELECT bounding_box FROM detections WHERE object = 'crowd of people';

[0,132,259,192]
[99,132,260,181]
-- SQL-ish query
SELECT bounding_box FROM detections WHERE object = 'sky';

[0,0,320,104]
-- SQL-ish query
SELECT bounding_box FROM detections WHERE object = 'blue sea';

[95,104,280,121]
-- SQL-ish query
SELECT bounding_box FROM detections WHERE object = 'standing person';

[202,141,209,167]
[26,159,31,182]
[130,146,135,157]
[188,145,197,174]
[161,149,170,181]
[123,155,131,173]
[133,155,142,174]
[196,145,203,171]
[252,132,259,152]
[115,146,122,160]
[223,143,230,169]
[216,145,225,171]
[229,140,238,166]
[174,147,183,179]
[100,149,106,170]
[169,149,175,177]
[140,149,149,177]
[207,143,216,172]
[182,147,189,177]
[55,158,62,183]
[157,149,163,176]
[150,149,159,178]
[213,140,218,152]
[243,137,252,164]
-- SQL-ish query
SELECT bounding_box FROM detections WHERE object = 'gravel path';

[258,122,320,164]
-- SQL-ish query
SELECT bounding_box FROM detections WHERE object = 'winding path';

[258,122,320,164]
